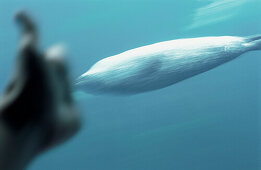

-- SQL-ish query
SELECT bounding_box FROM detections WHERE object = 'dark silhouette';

[0,11,80,170]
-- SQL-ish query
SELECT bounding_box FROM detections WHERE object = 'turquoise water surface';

[0,0,261,170]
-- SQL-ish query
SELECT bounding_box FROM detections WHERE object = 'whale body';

[76,35,261,95]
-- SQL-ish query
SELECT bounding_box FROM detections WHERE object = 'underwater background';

[0,0,261,169]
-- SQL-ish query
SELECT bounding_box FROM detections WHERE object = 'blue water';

[0,0,261,169]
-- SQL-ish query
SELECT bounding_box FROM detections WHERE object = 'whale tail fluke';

[245,34,261,51]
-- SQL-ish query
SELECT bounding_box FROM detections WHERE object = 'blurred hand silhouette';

[0,11,80,170]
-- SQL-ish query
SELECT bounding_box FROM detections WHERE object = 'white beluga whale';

[75,35,261,95]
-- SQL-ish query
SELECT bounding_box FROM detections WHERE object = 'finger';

[0,12,51,131]
[15,10,38,51]
[14,10,36,34]
[40,44,81,151]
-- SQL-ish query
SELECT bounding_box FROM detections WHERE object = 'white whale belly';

[77,36,249,95]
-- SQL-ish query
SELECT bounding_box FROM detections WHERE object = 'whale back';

[77,36,255,95]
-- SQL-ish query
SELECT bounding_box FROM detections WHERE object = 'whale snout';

[74,74,102,94]
[74,75,90,90]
